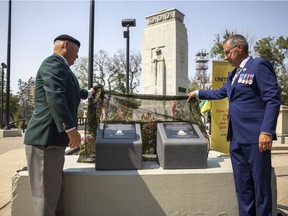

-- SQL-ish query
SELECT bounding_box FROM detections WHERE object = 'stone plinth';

[157,122,208,169]
[0,129,22,138]
[11,151,277,216]
[96,123,142,170]
[276,105,288,143]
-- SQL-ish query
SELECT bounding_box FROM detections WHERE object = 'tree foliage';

[210,30,234,59]
[1,77,19,126]
[254,36,288,105]
[1,92,19,126]
[73,49,142,93]
[16,79,34,122]
[254,37,285,68]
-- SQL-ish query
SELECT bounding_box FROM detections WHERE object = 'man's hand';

[187,91,196,101]
[67,129,81,148]
[89,87,96,96]
[259,132,272,152]
[93,85,103,93]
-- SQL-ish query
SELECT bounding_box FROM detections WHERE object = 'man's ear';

[63,40,69,49]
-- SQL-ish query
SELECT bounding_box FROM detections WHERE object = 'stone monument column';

[141,8,188,96]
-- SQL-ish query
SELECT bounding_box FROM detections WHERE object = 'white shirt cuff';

[88,89,93,98]
[66,127,76,133]
[195,90,199,98]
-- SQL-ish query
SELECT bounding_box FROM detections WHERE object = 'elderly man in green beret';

[24,34,94,216]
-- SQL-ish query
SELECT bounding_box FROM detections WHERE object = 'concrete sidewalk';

[0,135,288,216]
[0,136,27,216]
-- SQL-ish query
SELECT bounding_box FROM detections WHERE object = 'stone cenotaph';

[141,8,188,96]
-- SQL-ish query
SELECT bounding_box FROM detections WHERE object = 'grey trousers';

[25,144,66,216]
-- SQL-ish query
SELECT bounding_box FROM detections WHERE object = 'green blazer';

[24,54,88,146]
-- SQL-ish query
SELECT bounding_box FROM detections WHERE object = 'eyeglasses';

[224,44,239,57]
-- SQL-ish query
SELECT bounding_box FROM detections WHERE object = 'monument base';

[96,123,142,170]
[157,122,208,169]
[0,129,22,138]
[11,151,277,216]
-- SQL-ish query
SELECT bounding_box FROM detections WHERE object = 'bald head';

[53,39,79,66]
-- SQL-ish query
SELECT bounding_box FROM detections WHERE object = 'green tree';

[254,37,285,68]
[128,50,142,93]
[107,51,126,93]
[1,93,19,126]
[9,94,20,121]
[254,36,288,105]
[73,49,141,93]
[17,79,34,122]
[210,30,233,59]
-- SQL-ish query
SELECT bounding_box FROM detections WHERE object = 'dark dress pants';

[230,139,272,216]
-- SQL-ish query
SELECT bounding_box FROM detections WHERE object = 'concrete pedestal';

[276,105,288,144]
[157,122,208,169]
[96,123,142,170]
[0,129,22,138]
[11,151,277,216]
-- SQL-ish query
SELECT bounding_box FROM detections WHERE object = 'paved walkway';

[0,135,288,216]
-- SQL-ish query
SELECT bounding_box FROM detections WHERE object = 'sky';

[0,0,288,94]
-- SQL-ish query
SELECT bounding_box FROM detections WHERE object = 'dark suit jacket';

[24,54,88,146]
[198,57,281,143]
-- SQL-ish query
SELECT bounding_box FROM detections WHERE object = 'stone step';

[272,143,288,155]
[272,143,288,151]
[0,129,22,138]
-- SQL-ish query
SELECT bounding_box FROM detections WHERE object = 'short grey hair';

[224,34,249,53]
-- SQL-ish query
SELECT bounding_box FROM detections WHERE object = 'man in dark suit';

[187,34,281,216]
[24,34,94,216]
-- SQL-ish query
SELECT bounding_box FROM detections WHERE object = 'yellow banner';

[211,61,234,154]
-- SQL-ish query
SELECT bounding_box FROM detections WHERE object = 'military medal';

[242,74,247,84]
[238,74,242,83]
[245,74,250,84]
[248,74,254,85]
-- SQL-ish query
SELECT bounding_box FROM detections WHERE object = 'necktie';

[232,67,241,85]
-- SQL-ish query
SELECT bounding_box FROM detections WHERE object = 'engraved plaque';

[163,123,199,139]
[103,124,136,139]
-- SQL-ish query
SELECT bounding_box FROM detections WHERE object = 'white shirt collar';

[55,53,69,66]
[239,56,250,69]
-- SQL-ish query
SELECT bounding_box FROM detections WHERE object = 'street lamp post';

[1,63,7,129]
[121,18,136,93]
[88,0,95,90]
[5,0,12,129]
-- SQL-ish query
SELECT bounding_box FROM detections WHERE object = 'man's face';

[66,42,79,66]
[223,41,242,67]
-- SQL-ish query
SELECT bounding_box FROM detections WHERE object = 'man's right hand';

[67,129,81,148]
[187,91,196,101]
